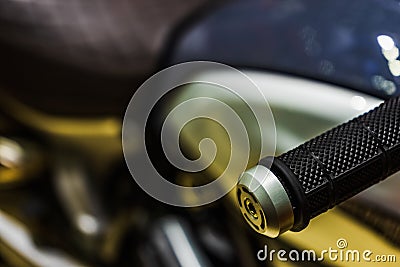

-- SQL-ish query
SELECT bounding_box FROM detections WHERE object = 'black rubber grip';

[261,96,400,231]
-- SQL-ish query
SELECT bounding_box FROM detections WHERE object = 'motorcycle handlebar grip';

[237,96,400,237]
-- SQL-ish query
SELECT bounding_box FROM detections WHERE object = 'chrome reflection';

[377,35,396,51]
[372,75,397,95]
[350,95,367,111]
[151,217,211,267]
[377,34,400,80]
[0,210,89,267]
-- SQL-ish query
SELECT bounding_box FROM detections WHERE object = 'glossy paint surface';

[167,0,400,99]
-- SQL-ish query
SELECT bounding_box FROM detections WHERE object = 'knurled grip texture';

[270,96,400,230]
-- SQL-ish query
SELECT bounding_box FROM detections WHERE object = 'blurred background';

[0,0,399,266]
